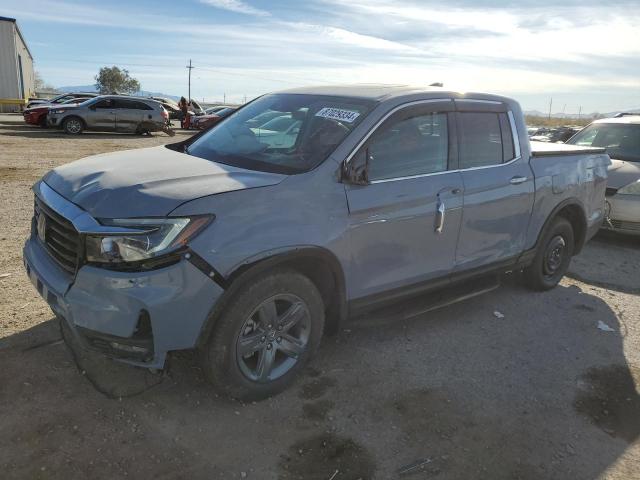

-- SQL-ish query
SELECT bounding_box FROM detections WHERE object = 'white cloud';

[199,0,270,17]
[6,0,640,111]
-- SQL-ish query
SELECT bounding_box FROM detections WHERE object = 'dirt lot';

[1,112,639,479]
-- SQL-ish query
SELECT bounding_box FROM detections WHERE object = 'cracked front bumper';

[23,235,224,369]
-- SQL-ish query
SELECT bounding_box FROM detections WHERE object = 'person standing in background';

[178,96,188,129]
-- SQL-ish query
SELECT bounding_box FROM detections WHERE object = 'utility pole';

[186,59,194,101]
[223,93,226,104]
[578,106,582,120]
[548,97,553,120]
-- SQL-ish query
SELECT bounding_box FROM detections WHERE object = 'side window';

[499,113,515,161]
[114,99,137,109]
[365,111,449,181]
[133,102,153,110]
[458,112,504,168]
[94,99,114,109]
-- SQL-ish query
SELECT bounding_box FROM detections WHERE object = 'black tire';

[200,269,325,401]
[62,116,84,134]
[524,216,574,291]
[39,116,48,128]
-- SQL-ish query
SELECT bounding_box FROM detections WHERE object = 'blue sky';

[3,0,639,113]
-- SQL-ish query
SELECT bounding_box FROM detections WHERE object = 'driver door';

[345,100,464,301]
[85,99,116,131]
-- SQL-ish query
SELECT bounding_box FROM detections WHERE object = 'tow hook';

[604,200,614,229]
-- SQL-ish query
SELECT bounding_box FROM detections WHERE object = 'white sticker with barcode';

[315,107,360,123]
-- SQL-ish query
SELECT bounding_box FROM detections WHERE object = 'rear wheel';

[62,117,83,134]
[524,216,574,291]
[200,269,325,400]
[39,116,48,128]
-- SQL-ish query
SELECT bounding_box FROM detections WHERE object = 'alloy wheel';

[66,119,82,134]
[235,294,311,383]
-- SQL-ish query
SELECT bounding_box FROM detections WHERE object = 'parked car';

[150,97,181,120]
[188,99,206,115]
[26,92,98,109]
[24,85,609,400]
[23,97,93,127]
[566,115,640,235]
[251,114,302,148]
[529,126,580,143]
[204,106,228,115]
[191,107,237,130]
[47,95,169,134]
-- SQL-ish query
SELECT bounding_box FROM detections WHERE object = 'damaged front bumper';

[602,195,640,236]
[23,235,223,369]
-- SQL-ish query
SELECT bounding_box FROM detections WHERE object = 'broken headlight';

[85,216,212,265]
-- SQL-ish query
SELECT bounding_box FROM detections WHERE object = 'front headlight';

[617,179,640,196]
[85,216,212,265]
[51,109,66,114]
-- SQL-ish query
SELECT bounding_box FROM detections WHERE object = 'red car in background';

[23,97,92,127]
[191,106,236,130]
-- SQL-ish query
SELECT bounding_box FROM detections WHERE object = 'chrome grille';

[34,196,80,274]
[610,219,640,232]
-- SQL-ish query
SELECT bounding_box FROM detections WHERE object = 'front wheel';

[200,269,325,400]
[524,216,574,291]
[62,117,83,134]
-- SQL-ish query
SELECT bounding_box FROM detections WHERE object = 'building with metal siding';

[0,17,34,113]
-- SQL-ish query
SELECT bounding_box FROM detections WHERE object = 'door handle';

[435,200,445,233]
[510,176,528,185]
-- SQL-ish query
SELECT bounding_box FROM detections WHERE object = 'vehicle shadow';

[0,279,637,479]
[0,123,189,141]
[569,230,640,294]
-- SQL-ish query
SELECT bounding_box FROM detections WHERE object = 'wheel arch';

[535,198,588,255]
[197,246,348,348]
[62,115,86,131]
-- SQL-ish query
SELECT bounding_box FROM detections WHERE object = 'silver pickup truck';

[23,85,610,399]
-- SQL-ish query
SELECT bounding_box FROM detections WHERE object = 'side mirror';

[342,148,371,185]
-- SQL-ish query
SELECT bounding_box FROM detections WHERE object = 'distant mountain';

[525,108,640,119]
[57,85,179,101]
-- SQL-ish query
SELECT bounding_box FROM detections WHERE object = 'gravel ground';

[0,113,639,479]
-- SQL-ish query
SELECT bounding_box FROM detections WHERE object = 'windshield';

[52,94,73,104]
[567,123,640,162]
[186,94,375,174]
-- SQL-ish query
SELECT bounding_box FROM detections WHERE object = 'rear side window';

[114,99,152,110]
[134,102,153,110]
[365,111,449,181]
[458,112,515,168]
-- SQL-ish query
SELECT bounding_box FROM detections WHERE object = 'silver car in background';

[567,115,640,236]
[47,95,169,135]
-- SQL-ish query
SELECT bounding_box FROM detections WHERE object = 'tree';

[95,66,141,95]
[34,71,55,91]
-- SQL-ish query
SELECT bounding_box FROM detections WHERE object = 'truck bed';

[530,141,606,157]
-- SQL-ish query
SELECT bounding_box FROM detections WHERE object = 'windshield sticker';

[315,107,360,123]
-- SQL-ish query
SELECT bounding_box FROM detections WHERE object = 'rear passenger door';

[454,100,534,272]
[345,100,464,300]
[114,99,147,133]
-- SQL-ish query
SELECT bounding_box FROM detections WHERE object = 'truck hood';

[43,145,287,218]
[607,159,640,190]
